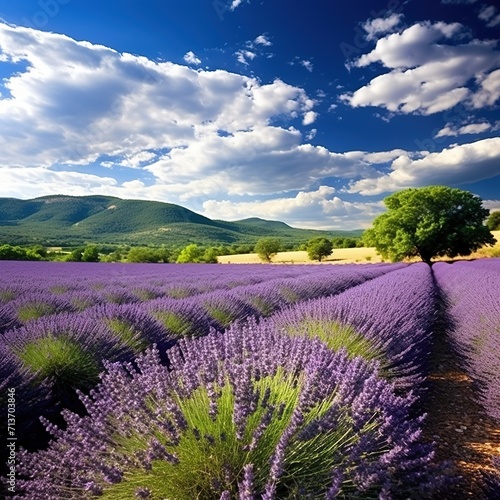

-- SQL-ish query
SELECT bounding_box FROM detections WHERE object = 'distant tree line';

[0,235,365,264]
[3,192,494,264]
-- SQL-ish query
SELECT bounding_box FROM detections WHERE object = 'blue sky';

[0,0,499,230]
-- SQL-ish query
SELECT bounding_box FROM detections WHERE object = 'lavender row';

[432,260,500,421]
[0,262,404,335]
[0,261,331,310]
[268,263,437,393]
[0,263,405,453]
[13,320,447,498]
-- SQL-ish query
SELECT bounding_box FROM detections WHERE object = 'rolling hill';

[0,195,363,247]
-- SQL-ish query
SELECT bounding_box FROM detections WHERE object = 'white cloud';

[435,121,493,137]
[471,68,500,108]
[118,151,157,168]
[306,128,317,140]
[349,138,500,195]
[235,49,256,65]
[342,21,500,115]
[0,22,317,170]
[202,186,385,229]
[230,0,248,11]
[362,13,404,41]
[0,166,118,200]
[300,60,313,72]
[183,51,201,65]
[254,34,272,46]
[479,5,500,27]
[302,110,318,125]
[483,199,500,212]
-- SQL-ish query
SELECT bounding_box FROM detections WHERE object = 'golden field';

[217,231,500,265]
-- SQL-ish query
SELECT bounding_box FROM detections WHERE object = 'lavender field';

[1,260,499,499]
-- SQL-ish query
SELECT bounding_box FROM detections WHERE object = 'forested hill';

[0,195,362,247]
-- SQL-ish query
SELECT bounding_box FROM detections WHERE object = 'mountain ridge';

[0,195,363,247]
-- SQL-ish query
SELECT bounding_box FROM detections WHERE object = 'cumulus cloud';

[341,21,500,115]
[254,34,272,46]
[0,22,316,169]
[348,138,500,195]
[183,50,201,65]
[479,5,500,27]
[483,199,500,211]
[230,0,249,11]
[302,110,318,125]
[235,49,256,65]
[202,186,385,229]
[362,13,404,41]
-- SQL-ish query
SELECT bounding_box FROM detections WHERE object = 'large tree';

[363,186,496,264]
[254,237,282,263]
[306,237,333,262]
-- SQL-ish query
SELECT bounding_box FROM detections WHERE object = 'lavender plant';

[85,303,174,356]
[0,291,76,331]
[1,313,134,417]
[0,344,51,455]
[147,297,213,339]
[15,320,443,499]
[270,263,437,392]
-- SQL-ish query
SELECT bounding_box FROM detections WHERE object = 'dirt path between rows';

[422,320,500,498]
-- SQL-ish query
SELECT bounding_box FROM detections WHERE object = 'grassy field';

[217,231,500,264]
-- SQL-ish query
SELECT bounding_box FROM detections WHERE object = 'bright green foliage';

[154,311,200,338]
[127,246,170,263]
[487,211,500,231]
[363,186,496,263]
[82,245,100,262]
[16,302,57,323]
[0,244,44,260]
[254,237,282,263]
[285,319,383,363]
[201,246,219,263]
[306,237,333,262]
[65,247,85,262]
[176,244,203,263]
[16,336,100,391]
[105,319,149,353]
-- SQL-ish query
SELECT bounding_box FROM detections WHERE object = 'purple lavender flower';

[1,311,135,434]
[15,319,444,499]
[270,262,436,393]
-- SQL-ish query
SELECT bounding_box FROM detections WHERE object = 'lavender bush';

[1,313,135,422]
[15,320,444,499]
[0,292,76,334]
[270,263,437,393]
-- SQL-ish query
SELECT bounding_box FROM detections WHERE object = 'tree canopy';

[254,237,282,263]
[487,211,500,231]
[306,237,333,262]
[363,186,496,264]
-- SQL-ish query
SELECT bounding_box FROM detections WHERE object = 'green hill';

[0,195,362,247]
